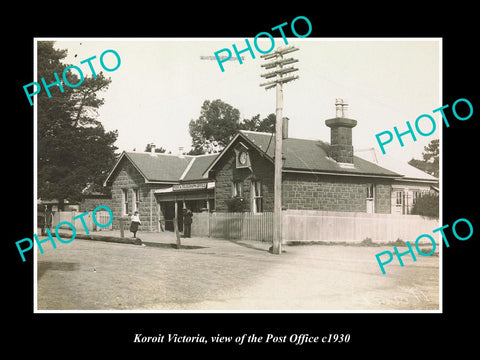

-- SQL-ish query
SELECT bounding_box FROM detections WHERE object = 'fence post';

[173,217,181,248]
[90,212,96,232]
[207,211,211,237]
[119,217,125,238]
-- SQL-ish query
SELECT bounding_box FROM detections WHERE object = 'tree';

[144,143,167,153]
[408,139,439,178]
[411,193,439,218]
[188,99,276,154]
[37,42,118,209]
[188,99,241,154]
[239,113,276,133]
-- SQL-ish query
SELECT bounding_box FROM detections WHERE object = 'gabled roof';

[181,154,219,181]
[282,137,399,177]
[355,148,438,182]
[203,130,401,178]
[103,151,217,186]
[104,131,436,186]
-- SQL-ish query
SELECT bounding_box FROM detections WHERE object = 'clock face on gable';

[234,142,250,169]
[239,151,248,165]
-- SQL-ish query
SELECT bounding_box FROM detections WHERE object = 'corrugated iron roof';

[124,152,192,182]
[105,130,436,185]
[239,130,400,177]
[181,154,219,181]
[355,148,438,181]
[104,151,218,185]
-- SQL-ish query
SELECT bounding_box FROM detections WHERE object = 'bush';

[411,193,439,218]
[226,196,245,212]
[361,237,374,246]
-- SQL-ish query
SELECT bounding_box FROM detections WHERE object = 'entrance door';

[160,201,184,232]
[391,190,405,215]
[162,202,175,231]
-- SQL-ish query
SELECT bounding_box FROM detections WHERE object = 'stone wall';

[109,158,157,231]
[374,182,392,214]
[214,149,274,212]
[282,173,392,213]
[213,146,392,214]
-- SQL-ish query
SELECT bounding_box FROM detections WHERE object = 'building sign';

[172,183,208,191]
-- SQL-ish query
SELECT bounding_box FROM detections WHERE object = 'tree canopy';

[144,143,167,153]
[188,99,275,154]
[37,41,118,209]
[408,139,439,178]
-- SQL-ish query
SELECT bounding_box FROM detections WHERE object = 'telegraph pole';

[260,46,299,254]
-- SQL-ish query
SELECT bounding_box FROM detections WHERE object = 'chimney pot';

[341,102,348,118]
[335,98,344,117]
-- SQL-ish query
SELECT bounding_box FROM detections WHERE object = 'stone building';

[355,147,438,215]
[103,148,217,232]
[103,101,438,233]
[204,100,438,215]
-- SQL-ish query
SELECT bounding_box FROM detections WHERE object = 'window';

[396,191,403,205]
[366,184,375,213]
[122,188,129,215]
[366,184,374,199]
[413,190,422,204]
[252,181,263,213]
[133,188,140,212]
[232,181,243,197]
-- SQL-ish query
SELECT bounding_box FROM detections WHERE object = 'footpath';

[55,227,273,253]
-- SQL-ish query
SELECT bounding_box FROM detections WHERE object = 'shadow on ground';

[38,261,79,280]
[225,239,271,253]
[142,241,206,250]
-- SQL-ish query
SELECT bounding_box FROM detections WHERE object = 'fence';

[282,210,439,244]
[51,210,113,232]
[50,209,439,243]
[192,212,273,242]
[191,210,439,244]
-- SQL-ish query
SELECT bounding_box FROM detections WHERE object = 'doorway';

[160,201,184,232]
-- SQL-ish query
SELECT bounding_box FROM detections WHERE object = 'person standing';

[130,211,141,238]
[44,206,53,235]
[183,209,193,238]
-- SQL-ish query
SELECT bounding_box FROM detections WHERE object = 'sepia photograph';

[32,37,442,313]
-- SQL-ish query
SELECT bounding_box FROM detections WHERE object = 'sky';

[50,38,441,163]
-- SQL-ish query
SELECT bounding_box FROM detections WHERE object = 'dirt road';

[36,234,439,311]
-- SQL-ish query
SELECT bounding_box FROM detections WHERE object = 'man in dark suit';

[183,209,193,238]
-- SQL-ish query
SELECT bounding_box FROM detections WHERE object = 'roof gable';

[124,152,192,182]
[104,151,216,185]
[181,154,218,181]
[203,130,401,178]
[202,131,276,177]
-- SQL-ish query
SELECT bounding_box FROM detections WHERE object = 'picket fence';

[191,210,439,244]
[52,210,113,232]
[197,212,274,242]
[282,210,439,243]
[50,209,438,244]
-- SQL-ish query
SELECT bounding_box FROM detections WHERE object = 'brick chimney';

[325,99,357,164]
